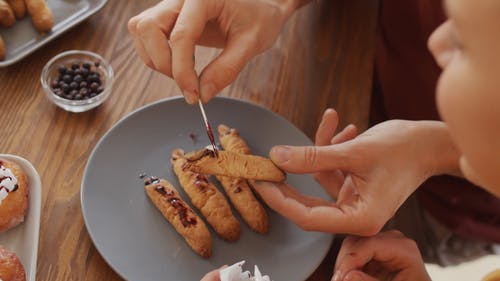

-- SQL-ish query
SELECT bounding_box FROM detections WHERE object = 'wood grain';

[0,0,378,280]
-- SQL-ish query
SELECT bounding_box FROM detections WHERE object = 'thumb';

[269,144,352,173]
[343,270,378,281]
[199,33,257,103]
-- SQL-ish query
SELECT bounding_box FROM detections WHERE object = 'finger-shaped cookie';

[7,0,25,18]
[215,175,268,233]
[25,0,53,33]
[172,149,240,242]
[217,124,269,233]
[143,176,211,258]
[0,0,16,27]
[184,149,286,182]
[218,124,251,155]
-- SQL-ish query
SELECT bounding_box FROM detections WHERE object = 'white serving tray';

[0,154,42,281]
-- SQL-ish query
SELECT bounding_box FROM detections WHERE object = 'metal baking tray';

[0,0,108,67]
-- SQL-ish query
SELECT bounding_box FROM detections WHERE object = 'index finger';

[253,181,363,234]
[169,0,220,102]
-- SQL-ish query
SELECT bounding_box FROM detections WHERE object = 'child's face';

[429,0,500,196]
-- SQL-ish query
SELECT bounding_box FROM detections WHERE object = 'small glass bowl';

[41,50,114,113]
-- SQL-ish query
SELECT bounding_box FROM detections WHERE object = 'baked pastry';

[215,176,268,234]
[0,159,29,233]
[0,0,16,27]
[183,148,285,182]
[6,0,25,19]
[0,245,26,281]
[216,124,269,233]
[172,149,240,242]
[218,124,251,155]
[25,0,53,33]
[143,176,211,258]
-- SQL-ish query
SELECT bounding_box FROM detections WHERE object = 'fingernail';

[183,90,197,104]
[332,270,342,281]
[200,83,216,102]
[270,146,292,165]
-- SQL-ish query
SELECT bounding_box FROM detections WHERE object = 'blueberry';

[74,75,83,83]
[62,75,72,83]
[58,65,67,75]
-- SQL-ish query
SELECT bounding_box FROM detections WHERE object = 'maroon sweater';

[373,0,500,242]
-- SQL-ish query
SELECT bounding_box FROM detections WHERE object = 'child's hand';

[333,231,431,281]
[253,109,460,236]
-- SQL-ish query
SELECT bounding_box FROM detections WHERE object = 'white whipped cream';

[0,164,18,205]
[220,261,272,281]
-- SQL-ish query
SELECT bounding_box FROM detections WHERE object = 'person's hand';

[253,109,460,235]
[332,231,431,281]
[200,268,221,281]
[128,0,304,104]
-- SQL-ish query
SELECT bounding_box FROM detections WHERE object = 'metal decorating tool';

[197,99,218,157]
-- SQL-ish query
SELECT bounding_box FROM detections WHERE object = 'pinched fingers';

[199,32,259,103]
[128,1,182,77]
[334,231,416,281]
[313,123,358,198]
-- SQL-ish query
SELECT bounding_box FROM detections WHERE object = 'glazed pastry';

[0,34,5,60]
[0,159,29,233]
[183,149,286,182]
[143,176,211,258]
[7,0,25,19]
[0,0,16,27]
[172,149,240,242]
[0,246,25,281]
[216,124,269,234]
[25,0,53,33]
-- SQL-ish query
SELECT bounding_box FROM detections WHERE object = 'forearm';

[411,121,463,178]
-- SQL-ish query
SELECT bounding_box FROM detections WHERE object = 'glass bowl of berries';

[41,50,114,113]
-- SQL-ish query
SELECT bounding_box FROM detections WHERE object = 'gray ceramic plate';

[81,97,333,281]
[0,0,108,67]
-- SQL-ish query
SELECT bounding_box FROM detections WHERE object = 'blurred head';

[428,0,500,196]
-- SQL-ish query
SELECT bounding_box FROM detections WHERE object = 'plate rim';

[0,154,42,281]
[0,0,109,67]
[81,96,333,280]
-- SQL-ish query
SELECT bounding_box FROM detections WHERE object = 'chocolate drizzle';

[155,185,197,227]
[193,174,209,190]
[143,176,160,185]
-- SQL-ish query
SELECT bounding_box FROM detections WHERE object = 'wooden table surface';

[0,0,378,280]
